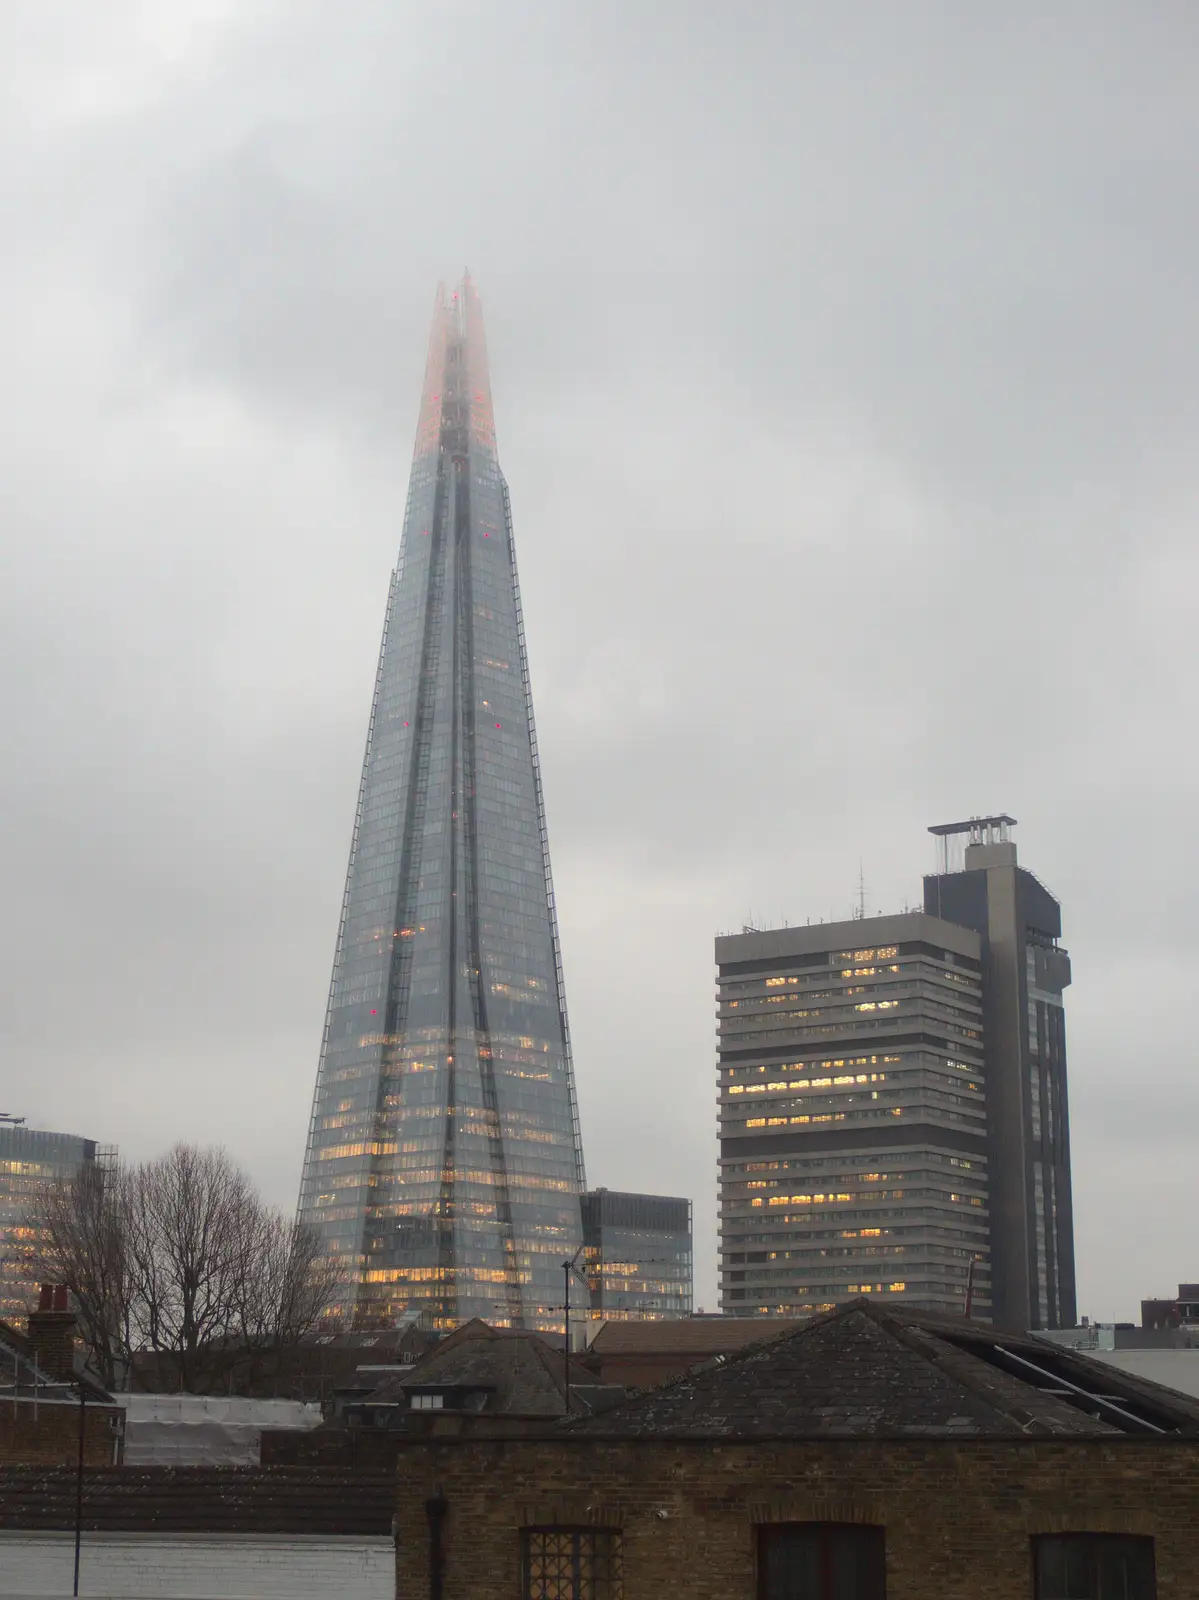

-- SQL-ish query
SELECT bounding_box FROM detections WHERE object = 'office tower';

[581,1189,694,1323]
[0,1122,111,1321]
[717,914,990,1319]
[299,279,586,1332]
[924,816,1075,1330]
[716,817,1074,1331]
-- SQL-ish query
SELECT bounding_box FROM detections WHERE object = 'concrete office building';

[924,816,1075,1331]
[580,1189,693,1323]
[717,816,1075,1330]
[718,913,991,1320]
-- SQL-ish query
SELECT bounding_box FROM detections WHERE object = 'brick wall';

[0,1531,393,1599]
[0,1400,119,1466]
[0,1464,393,1534]
[583,1353,701,1388]
[26,1306,77,1381]
[261,1427,404,1471]
[394,1435,1199,1599]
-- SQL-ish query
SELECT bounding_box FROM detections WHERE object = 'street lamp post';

[562,1245,587,1416]
[73,1384,85,1597]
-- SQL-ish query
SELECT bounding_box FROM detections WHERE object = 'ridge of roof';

[429,1318,498,1355]
[525,1333,579,1398]
[878,1314,1106,1436]
[561,1299,1199,1441]
[1019,1334,1199,1427]
[872,1303,1199,1432]
[558,1302,885,1436]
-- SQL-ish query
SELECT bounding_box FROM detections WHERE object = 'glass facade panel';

[581,1190,693,1321]
[298,280,585,1331]
[0,1125,103,1321]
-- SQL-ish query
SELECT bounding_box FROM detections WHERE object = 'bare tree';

[259,1214,342,1348]
[23,1160,134,1390]
[23,1143,340,1394]
[125,1144,266,1392]
[232,1213,344,1390]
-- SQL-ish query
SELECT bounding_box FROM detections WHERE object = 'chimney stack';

[27,1284,77,1383]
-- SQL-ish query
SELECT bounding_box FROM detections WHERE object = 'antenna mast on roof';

[928,814,1017,875]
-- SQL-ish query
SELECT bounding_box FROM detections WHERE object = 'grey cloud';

[1,0,1196,1314]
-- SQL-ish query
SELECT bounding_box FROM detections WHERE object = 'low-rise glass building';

[581,1189,692,1322]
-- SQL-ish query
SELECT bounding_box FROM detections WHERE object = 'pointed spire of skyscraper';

[299,280,585,1331]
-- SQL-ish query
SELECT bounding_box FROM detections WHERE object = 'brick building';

[0,1287,123,1466]
[1142,1283,1199,1332]
[393,1299,1199,1598]
[581,1315,807,1388]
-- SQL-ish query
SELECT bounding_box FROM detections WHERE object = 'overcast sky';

[2,1,1196,1319]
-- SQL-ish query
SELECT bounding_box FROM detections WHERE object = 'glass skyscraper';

[299,278,585,1332]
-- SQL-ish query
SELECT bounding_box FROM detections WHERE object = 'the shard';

[299,278,585,1331]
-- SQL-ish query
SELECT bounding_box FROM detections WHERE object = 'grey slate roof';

[367,1319,603,1417]
[562,1299,1199,1440]
[0,1317,113,1403]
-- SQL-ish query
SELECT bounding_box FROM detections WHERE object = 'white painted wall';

[114,1396,325,1466]
[1094,1348,1199,1399]
[0,1531,393,1599]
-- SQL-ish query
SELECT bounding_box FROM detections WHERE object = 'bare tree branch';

[22,1143,342,1394]
[21,1161,133,1390]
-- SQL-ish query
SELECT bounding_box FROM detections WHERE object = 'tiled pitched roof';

[367,1320,596,1416]
[564,1299,1199,1440]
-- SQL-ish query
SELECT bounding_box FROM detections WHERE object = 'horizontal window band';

[720,1122,989,1159]
[719,1031,983,1064]
[718,941,982,978]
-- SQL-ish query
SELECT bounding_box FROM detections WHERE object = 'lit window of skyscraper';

[298,279,585,1331]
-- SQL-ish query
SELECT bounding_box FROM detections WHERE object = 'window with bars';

[1033,1535,1156,1600]
[758,1522,886,1600]
[523,1527,623,1600]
